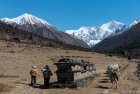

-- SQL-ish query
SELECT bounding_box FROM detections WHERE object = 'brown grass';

[0,75,19,78]
[0,83,11,92]
[0,40,139,94]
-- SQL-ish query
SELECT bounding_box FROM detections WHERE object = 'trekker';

[42,65,53,87]
[30,65,40,86]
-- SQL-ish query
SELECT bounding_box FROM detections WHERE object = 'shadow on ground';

[95,85,109,89]
[20,82,76,89]
[98,80,109,83]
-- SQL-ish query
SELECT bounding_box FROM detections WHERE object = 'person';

[42,65,52,87]
[30,65,40,86]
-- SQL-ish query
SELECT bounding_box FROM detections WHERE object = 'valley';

[0,40,139,94]
[0,1,140,94]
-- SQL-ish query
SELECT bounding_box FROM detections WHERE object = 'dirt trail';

[90,63,131,94]
[0,41,140,94]
[99,62,140,94]
[3,62,138,94]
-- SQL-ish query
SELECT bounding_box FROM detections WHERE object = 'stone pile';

[54,57,96,88]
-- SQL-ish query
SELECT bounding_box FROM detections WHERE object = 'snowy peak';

[130,19,140,27]
[100,20,125,32]
[79,26,97,32]
[65,20,127,47]
[0,13,88,48]
[1,13,51,26]
[66,26,97,36]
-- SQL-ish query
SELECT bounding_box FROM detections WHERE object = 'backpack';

[43,71,48,78]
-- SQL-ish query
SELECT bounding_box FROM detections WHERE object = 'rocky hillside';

[1,13,88,48]
[93,22,140,58]
[0,21,90,51]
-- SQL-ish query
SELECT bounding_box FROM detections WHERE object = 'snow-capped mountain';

[130,19,140,27]
[1,13,55,33]
[65,20,127,47]
[0,13,88,48]
[1,13,51,26]
[93,21,140,57]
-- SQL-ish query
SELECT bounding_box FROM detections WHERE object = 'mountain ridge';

[65,20,128,47]
[0,13,88,48]
[92,22,140,58]
[1,13,52,26]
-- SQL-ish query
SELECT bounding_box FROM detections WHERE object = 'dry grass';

[0,74,19,78]
[0,83,11,92]
[0,40,139,94]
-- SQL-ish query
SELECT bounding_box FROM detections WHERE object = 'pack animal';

[106,64,121,89]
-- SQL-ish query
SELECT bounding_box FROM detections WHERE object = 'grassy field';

[0,40,140,94]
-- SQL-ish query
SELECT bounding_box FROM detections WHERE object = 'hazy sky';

[0,0,140,31]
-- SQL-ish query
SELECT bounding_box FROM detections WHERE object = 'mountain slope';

[93,22,140,57]
[1,13,88,48]
[65,20,127,47]
[0,21,90,51]
[130,19,140,27]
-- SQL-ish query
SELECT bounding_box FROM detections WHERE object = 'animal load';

[54,57,96,88]
[106,64,120,77]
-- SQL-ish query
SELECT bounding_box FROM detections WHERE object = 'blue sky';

[0,0,140,31]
